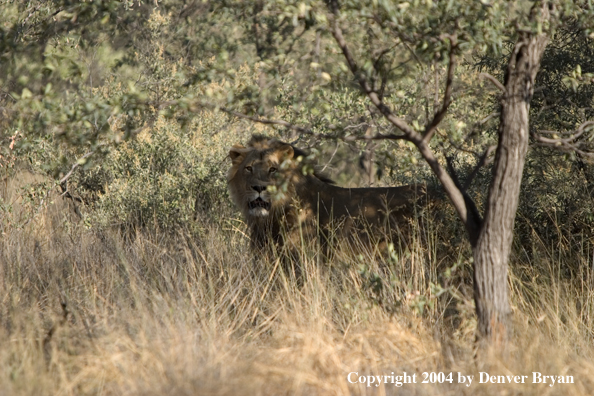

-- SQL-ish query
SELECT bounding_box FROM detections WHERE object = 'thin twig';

[459,111,499,144]
[535,121,594,144]
[219,106,313,135]
[60,152,94,185]
[423,35,458,143]
[531,121,594,158]
[158,98,409,142]
[22,151,96,227]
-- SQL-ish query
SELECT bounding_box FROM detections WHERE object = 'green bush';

[75,112,249,232]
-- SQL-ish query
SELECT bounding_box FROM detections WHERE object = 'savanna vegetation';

[2,0,594,394]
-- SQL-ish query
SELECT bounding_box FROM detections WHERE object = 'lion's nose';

[252,185,266,193]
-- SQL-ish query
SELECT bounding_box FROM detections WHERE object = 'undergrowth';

[1,173,594,395]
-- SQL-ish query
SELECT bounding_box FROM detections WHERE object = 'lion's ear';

[227,145,251,181]
[276,144,294,161]
[229,144,248,164]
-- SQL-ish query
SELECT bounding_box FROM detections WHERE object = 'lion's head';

[227,136,299,220]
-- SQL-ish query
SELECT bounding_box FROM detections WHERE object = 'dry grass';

[1,175,594,396]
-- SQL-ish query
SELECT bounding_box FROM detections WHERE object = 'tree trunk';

[473,11,550,344]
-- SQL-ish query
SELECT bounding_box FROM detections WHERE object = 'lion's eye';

[269,167,277,173]
[245,166,253,173]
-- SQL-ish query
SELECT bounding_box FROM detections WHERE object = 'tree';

[186,0,594,346]
[325,0,551,345]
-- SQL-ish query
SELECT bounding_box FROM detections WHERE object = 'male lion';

[228,135,427,253]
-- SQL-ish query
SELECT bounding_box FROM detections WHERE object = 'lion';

[228,135,428,254]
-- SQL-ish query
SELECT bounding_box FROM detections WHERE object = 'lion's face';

[227,139,295,218]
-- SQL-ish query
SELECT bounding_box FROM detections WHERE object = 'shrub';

[75,112,251,232]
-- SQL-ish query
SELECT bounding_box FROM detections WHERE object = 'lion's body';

[228,136,427,252]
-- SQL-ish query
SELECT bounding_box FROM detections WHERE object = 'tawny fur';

[228,135,427,252]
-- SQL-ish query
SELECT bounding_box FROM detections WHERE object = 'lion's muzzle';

[248,197,271,216]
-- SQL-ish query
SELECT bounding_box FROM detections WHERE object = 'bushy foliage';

[79,113,241,231]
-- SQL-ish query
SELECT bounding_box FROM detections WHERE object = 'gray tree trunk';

[473,17,549,343]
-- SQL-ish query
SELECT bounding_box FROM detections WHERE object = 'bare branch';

[22,150,96,227]
[423,35,458,143]
[157,97,411,143]
[446,137,484,158]
[479,72,505,92]
[343,122,373,131]
[532,121,594,156]
[532,141,594,159]
[433,66,440,115]
[534,99,557,120]
[372,47,396,74]
[372,44,398,99]
[402,41,422,66]
[328,11,480,238]
[445,155,463,189]
[329,16,418,139]
[349,132,409,142]
[478,111,500,125]
[540,121,594,142]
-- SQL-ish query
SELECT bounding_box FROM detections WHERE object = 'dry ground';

[1,174,594,396]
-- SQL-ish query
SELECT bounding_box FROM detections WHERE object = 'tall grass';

[1,175,594,395]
